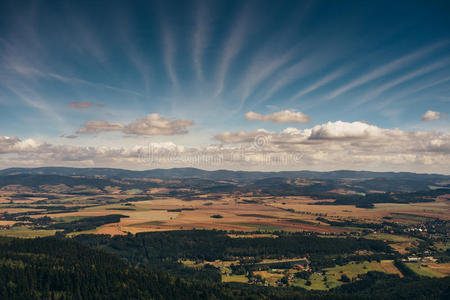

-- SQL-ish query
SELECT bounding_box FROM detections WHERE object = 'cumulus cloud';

[68,102,106,109]
[0,136,21,153]
[308,121,383,140]
[245,110,311,123]
[422,110,440,121]
[217,121,386,143]
[77,114,194,136]
[214,129,270,144]
[0,125,449,173]
[214,121,450,155]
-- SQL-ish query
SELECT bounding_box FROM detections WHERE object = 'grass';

[66,228,99,237]
[227,233,278,238]
[317,235,346,238]
[292,273,338,290]
[222,274,248,283]
[129,220,166,227]
[324,260,397,279]
[389,242,413,254]
[405,263,448,278]
[434,242,450,252]
[106,207,137,211]
[390,213,435,222]
[52,216,87,222]
[364,233,418,243]
[0,226,59,238]
[256,258,307,265]
[218,259,402,290]
[293,260,402,290]
[124,189,143,195]
[253,270,284,285]
[283,218,316,225]
[181,259,240,276]
[231,223,295,232]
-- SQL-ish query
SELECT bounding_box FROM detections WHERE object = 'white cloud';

[77,114,194,136]
[422,110,440,121]
[308,121,382,140]
[0,126,449,173]
[0,136,21,154]
[214,121,450,155]
[1,121,449,173]
[214,129,270,144]
[245,110,311,123]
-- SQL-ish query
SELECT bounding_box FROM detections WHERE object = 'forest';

[0,233,449,299]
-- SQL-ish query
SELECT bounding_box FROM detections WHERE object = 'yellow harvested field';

[253,270,284,284]
[0,220,17,226]
[11,192,449,236]
[380,260,404,277]
[222,274,248,283]
[427,263,450,276]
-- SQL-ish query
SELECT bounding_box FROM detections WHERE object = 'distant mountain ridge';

[0,167,448,182]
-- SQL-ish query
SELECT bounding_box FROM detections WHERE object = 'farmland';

[1,190,449,237]
[0,167,448,294]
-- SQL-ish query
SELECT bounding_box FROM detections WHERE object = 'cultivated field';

[1,191,449,237]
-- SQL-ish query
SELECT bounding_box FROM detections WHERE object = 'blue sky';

[0,0,449,172]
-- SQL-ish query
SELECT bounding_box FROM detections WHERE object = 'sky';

[0,0,449,173]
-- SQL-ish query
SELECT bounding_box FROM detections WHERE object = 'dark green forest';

[0,232,449,299]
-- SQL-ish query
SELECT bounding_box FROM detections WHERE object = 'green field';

[0,226,59,238]
[222,274,248,283]
[405,263,448,278]
[231,223,296,232]
[130,220,166,226]
[390,213,435,222]
[434,242,450,252]
[124,189,143,195]
[52,216,87,222]
[364,233,418,243]
[66,228,100,237]
[293,272,340,290]
[216,259,404,290]
[293,260,402,290]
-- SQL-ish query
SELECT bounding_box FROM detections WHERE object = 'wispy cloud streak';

[214,2,252,97]
[236,2,315,108]
[192,0,211,81]
[3,83,64,122]
[355,56,450,106]
[252,50,330,107]
[375,74,450,110]
[10,65,140,96]
[161,23,179,89]
[285,66,349,105]
[325,40,449,101]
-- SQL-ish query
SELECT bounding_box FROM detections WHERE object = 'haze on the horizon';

[0,0,449,173]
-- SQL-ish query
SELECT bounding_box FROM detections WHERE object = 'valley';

[0,167,448,294]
